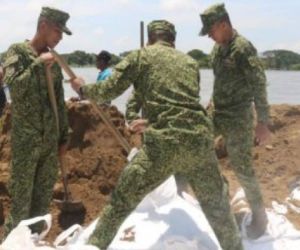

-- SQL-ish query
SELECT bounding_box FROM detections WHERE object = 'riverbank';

[0,102,299,240]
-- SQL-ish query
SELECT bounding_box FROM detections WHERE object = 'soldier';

[71,20,244,250]
[3,7,71,234]
[199,3,270,239]
[125,90,142,124]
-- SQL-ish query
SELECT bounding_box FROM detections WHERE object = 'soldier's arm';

[54,64,69,146]
[125,90,142,123]
[3,45,43,94]
[81,51,140,103]
[240,47,269,124]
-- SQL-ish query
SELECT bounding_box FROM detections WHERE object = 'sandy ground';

[0,102,299,241]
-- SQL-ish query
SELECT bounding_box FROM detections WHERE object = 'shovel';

[45,65,85,213]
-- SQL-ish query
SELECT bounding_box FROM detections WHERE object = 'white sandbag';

[54,224,82,248]
[272,201,288,215]
[0,214,55,250]
[54,220,99,250]
[58,179,300,250]
[107,178,221,250]
[135,175,178,212]
[242,210,300,250]
[286,186,300,214]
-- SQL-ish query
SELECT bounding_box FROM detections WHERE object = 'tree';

[187,49,210,68]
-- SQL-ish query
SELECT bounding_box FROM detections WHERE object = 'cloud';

[159,0,202,23]
[160,0,198,12]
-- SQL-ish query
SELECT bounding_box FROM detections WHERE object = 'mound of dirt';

[0,101,138,240]
[0,103,299,240]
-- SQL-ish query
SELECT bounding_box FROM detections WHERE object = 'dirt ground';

[0,102,299,241]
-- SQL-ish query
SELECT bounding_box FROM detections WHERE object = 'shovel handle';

[60,159,70,201]
[51,49,132,154]
[45,63,71,201]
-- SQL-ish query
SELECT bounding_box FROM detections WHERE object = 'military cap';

[39,6,72,35]
[147,20,176,37]
[199,3,228,36]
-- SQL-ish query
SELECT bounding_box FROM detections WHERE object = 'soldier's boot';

[246,207,268,239]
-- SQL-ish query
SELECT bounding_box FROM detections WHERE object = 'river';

[62,68,300,114]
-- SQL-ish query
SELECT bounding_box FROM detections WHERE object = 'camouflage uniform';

[125,90,143,123]
[3,7,71,233]
[200,4,269,214]
[82,20,243,250]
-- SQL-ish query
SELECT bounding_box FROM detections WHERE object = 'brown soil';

[0,103,299,241]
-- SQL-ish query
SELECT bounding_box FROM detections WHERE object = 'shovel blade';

[54,198,85,213]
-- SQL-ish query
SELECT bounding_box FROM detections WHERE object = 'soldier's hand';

[40,52,55,66]
[129,119,149,134]
[70,77,85,93]
[255,122,270,145]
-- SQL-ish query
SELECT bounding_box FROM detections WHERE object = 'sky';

[0,0,299,55]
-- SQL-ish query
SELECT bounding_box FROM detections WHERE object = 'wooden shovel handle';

[50,49,131,154]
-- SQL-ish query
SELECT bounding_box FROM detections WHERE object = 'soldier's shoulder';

[233,34,257,55]
[5,42,29,59]
[7,42,28,53]
[182,51,199,65]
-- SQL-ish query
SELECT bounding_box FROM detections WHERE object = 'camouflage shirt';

[3,41,69,147]
[125,90,143,123]
[211,31,269,123]
[83,41,210,135]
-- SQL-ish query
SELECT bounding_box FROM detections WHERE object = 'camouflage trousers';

[4,138,58,235]
[213,108,265,213]
[88,129,243,250]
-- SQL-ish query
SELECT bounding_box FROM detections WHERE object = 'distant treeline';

[61,50,121,67]
[186,49,300,71]
[1,49,300,70]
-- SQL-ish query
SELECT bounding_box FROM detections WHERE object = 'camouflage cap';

[199,3,228,36]
[147,20,176,37]
[40,7,72,35]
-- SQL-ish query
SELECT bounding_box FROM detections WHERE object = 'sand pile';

[0,102,137,240]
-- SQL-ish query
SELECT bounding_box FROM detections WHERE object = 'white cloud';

[160,0,199,12]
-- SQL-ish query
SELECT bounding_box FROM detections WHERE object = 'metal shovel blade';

[54,198,85,213]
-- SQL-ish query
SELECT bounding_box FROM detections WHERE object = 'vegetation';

[61,50,121,67]
[187,49,210,68]
[261,50,300,70]
[1,48,300,70]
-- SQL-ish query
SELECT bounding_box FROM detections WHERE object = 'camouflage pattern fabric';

[3,41,69,234]
[39,6,72,35]
[211,32,269,213]
[125,90,143,123]
[82,40,243,250]
[199,3,228,36]
[211,31,269,123]
[147,19,176,37]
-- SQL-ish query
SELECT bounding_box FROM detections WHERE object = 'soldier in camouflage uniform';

[71,20,244,250]
[200,3,271,239]
[3,7,71,234]
[125,90,143,124]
